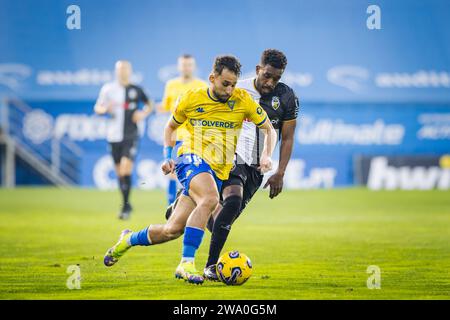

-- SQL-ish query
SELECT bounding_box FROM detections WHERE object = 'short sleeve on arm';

[283,92,300,121]
[244,93,268,127]
[172,94,188,124]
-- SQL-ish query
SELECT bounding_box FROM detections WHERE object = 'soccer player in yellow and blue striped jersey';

[159,54,208,205]
[104,55,277,284]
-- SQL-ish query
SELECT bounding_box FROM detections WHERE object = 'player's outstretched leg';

[104,195,195,267]
[174,173,220,285]
[104,229,134,266]
[104,227,153,266]
[204,186,243,281]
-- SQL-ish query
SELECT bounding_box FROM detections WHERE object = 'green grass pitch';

[0,188,449,299]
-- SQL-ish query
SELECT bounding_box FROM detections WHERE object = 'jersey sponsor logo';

[271,118,280,126]
[256,106,263,115]
[127,102,137,110]
[221,224,231,231]
[294,97,300,116]
[271,96,280,110]
[127,88,138,100]
[189,119,235,129]
[186,169,193,178]
[227,100,235,110]
[195,107,205,113]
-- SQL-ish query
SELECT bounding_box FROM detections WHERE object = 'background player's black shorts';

[222,163,264,217]
[109,139,139,164]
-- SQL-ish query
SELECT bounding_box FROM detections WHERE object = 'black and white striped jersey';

[235,78,299,166]
[96,81,149,142]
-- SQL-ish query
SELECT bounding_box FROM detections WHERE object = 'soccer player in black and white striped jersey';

[94,60,153,219]
[203,50,299,279]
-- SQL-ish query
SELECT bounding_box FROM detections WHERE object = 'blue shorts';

[175,153,223,197]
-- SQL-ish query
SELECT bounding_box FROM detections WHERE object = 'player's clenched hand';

[161,159,175,175]
[258,155,272,174]
[263,172,284,199]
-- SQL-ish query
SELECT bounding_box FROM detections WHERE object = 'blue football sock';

[182,226,204,261]
[168,179,177,205]
[130,227,151,246]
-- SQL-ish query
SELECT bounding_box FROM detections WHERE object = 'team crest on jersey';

[227,100,235,110]
[272,96,280,110]
[128,88,138,100]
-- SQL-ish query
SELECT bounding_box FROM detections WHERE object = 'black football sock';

[206,216,214,233]
[119,175,132,207]
[206,195,242,267]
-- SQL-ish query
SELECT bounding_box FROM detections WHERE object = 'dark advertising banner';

[355,155,450,190]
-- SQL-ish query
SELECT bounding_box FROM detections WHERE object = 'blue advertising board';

[16,100,450,188]
[2,0,450,187]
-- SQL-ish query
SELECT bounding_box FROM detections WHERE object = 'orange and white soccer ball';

[216,251,253,285]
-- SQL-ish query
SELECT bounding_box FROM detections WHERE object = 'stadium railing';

[0,97,83,187]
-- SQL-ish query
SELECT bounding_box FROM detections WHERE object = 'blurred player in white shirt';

[94,60,153,219]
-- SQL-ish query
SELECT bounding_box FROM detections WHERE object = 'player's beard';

[258,82,273,95]
[255,78,274,96]
[261,86,274,95]
[212,88,231,103]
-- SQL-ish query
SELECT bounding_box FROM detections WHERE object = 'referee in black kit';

[94,60,153,220]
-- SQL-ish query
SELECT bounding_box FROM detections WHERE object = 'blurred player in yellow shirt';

[159,54,207,205]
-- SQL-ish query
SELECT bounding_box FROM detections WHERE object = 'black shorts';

[109,139,138,164]
[222,163,264,217]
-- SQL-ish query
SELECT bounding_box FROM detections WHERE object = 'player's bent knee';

[199,195,220,212]
[223,195,242,213]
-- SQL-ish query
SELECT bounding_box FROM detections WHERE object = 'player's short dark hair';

[213,55,242,76]
[261,49,288,70]
[179,54,193,59]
